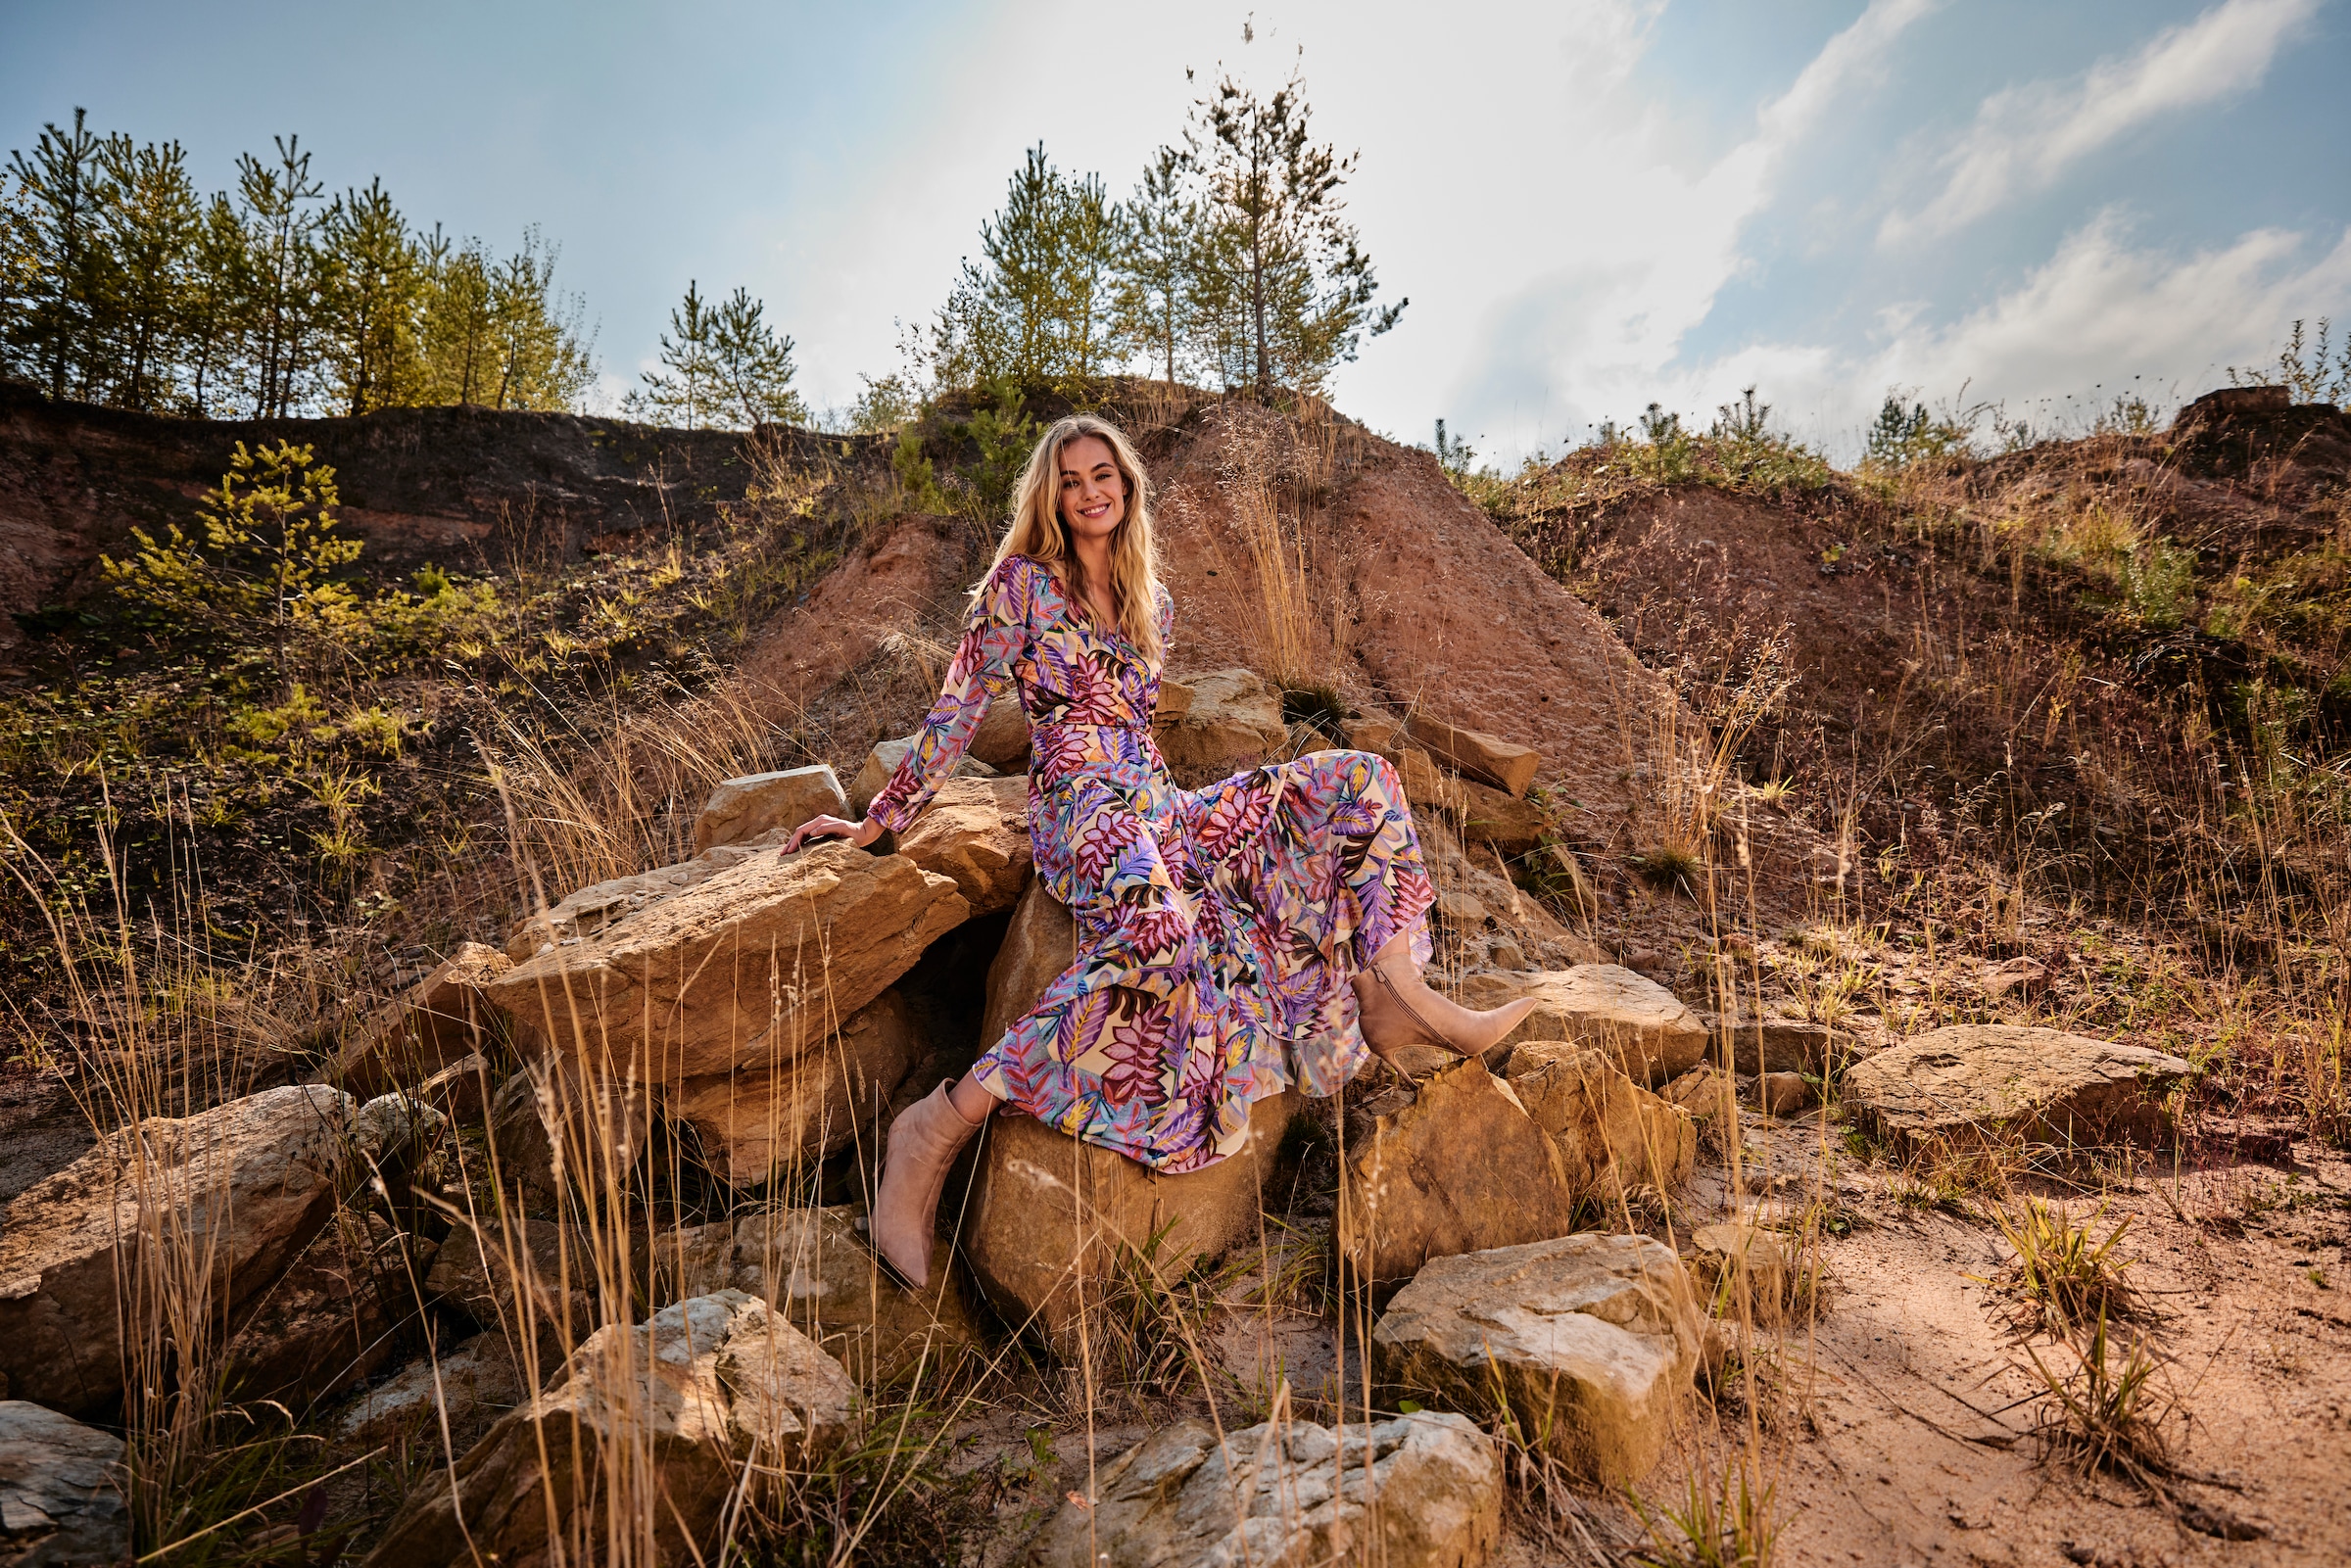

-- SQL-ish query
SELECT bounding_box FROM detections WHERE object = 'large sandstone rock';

[1504,1040,1695,1204]
[1026,1410,1501,1568]
[1462,966,1707,1085]
[1155,667,1287,773]
[981,879,1077,1044]
[223,1211,421,1407]
[1703,1012,1849,1076]
[892,774,1032,916]
[1843,1025,2194,1147]
[962,1093,1299,1347]
[0,1084,353,1414]
[667,1205,976,1386]
[672,989,925,1187]
[361,1292,855,1568]
[503,831,811,960]
[1406,713,1540,796]
[1373,1232,1703,1484]
[847,737,994,814]
[691,764,846,853]
[1454,776,1549,856]
[968,696,1032,768]
[333,942,512,1098]
[1341,1061,1577,1290]
[487,840,968,1084]
[0,1402,129,1565]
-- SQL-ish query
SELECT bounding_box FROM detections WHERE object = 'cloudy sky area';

[9,0,2349,462]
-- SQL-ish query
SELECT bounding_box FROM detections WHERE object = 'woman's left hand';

[783,814,883,853]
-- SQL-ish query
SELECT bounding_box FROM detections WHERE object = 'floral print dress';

[866,554,1436,1172]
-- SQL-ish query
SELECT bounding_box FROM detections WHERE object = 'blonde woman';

[786,414,1534,1287]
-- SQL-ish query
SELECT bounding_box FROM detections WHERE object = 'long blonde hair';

[986,414,1163,663]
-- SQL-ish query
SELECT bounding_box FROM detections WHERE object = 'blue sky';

[8,0,2348,461]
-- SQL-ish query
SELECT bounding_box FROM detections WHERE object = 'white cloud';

[1657,214,2351,452]
[1881,0,2317,246]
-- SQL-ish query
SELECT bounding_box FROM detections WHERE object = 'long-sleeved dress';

[866,553,1436,1172]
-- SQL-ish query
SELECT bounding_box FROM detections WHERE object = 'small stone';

[1756,1071,1813,1117]
[223,1212,418,1405]
[351,1092,450,1176]
[691,764,847,853]
[1843,1025,2193,1148]
[420,1051,494,1123]
[1342,711,1403,757]
[1461,966,1708,1085]
[1372,1232,1702,1485]
[1978,956,2048,1000]
[1405,713,1540,796]
[424,1216,595,1354]
[337,1332,523,1449]
[1341,1060,1577,1289]
[1689,1220,1804,1324]
[1025,1410,1501,1568]
[0,1401,130,1565]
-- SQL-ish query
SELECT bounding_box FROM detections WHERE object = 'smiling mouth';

[1078,501,1114,519]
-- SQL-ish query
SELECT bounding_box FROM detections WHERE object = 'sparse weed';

[1629,1455,1779,1568]
[1986,1197,2141,1340]
[2025,1311,2179,1494]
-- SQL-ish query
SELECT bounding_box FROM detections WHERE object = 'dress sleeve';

[865,558,1030,832]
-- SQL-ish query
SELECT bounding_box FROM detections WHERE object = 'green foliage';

[1864,391,1977,470]
[2229,316,2351,408]
[102,440,360,662]
[1113,145,1202,387]
[2,107,594,417]
[1432,417,1475,476]
[932,144,1122,390]
[890,426,955,515]
[958,380,1040,514]
[627,279,804,430]
[843,371,919,434]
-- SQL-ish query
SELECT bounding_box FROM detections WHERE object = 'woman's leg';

[948,1072,1002,1121]
[1353,927,1537,1064]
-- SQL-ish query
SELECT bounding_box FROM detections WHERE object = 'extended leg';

[1352,930,1536,1067]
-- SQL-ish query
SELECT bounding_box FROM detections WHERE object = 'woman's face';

[1057,435,1126,546]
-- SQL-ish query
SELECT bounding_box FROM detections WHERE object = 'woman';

[786,414,1535,1288]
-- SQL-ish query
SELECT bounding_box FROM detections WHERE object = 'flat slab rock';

[1463,966,1707,1085]
[1373,1232,1702,1485]
[1843,1024,2193,1146]
[0,1401,129,1565]
[1026,1409,1501,1568]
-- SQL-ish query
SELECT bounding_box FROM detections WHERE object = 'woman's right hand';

[783,814,883,854]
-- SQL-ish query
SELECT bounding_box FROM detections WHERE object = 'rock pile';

[1844,1024,2193,1148]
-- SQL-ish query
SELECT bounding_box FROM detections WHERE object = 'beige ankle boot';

[1355,942,1537,1068]
[871,1081,984,1290]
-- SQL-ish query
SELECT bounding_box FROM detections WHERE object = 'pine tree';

[485,227,593,411]
[93,136,201,412]
[932,144,1122,388]
[707,286,808,428]
[419,231,496,405]
[321,176,421,415]
[627,279,722,429]
[1115,147,1200,388]
[182,194,250,417]
[235,136,327,417]
[1183,61,1405,401]
[6,109,108,401]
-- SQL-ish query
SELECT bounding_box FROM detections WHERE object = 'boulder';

[424,1216,596,1358]
[487,840,968,1084]
[0,1084,354,1415]
[502,831,830,961]
[981,880,1077,1044]
[1341,1060,1577,1290]
[1026,1409,1500,1568]
[847,737,994,814]
[968,697,1032,768]
[486,1071,560,1213]
[1155,667,1287,773]
[671,990,925,1187]
[338,1331,523,1450]
[1153,677,1196,724]
[892,774,1032,916]
[1342,711,1404,758]
[1399,746,1464,815]
[1454,777,1549,856]
[223,1211,422,1407]
[962,1093,1299,1347]
[1372,1232,1702,1485]
[361,1292,856,1568]
[0,1402,129,1565]
[1843,1025,2193,1148]
[1756,1071,1813,1117]
[333,943,511,1097]
[666,1205,976,1386]
[1406,713,1540,797]
[1688,1220,1804,1324]
[691,764,847,854]
[1462,966,1707,1085]
[1659,1066,1736,1151]
[1503,1040,1695,1204]
[350,1092,450,1178]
